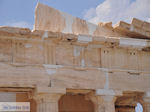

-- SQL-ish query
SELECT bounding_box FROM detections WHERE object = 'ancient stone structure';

[0,2,150,112]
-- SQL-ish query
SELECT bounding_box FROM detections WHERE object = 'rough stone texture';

[34,3,150,40]
[34,3,66,32]
[0,2,150,112]
[72,18,89,35]
[0,26,150,90]
[114,18,150,39]
[34,3,121,37]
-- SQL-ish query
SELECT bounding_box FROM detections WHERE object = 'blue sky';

[0,0,103,29]
[0,0,150,29]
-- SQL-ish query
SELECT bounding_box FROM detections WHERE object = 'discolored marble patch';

[34,3,66,32]
[72,18,89,35]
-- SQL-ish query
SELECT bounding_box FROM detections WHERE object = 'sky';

[0,0,102,29]
[84,0,150,24]
[0,0,150,30]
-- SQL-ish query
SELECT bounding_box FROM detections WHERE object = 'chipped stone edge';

[119,37,147,48]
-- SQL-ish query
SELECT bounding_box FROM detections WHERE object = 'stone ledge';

[35,87,66,94]
[96,89,122,96]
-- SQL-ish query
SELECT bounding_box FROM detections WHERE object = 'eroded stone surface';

[34,3,66,32]
[0,2,150,112]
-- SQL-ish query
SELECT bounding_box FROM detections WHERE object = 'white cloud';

[83,8,96,20]
[83,0,150,24]
[135,103,143,112]
[147,18,150,22]
[5,21,33,29]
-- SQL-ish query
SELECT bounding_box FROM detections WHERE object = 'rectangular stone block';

[36,87,66,94]
[131,18,143,28]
